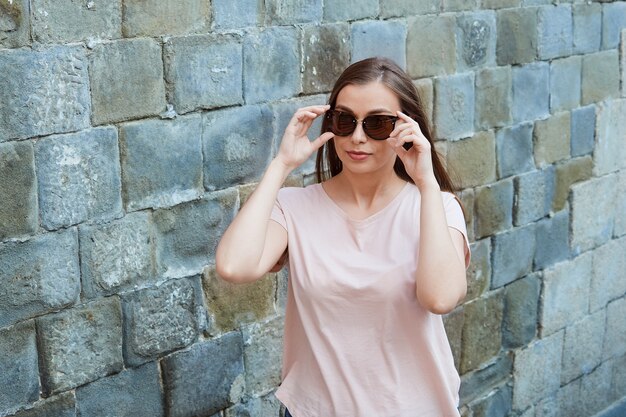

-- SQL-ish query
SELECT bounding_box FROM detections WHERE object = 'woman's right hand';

[275,105,335,170]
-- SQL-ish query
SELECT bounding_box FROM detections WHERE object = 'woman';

[216,57,470,417]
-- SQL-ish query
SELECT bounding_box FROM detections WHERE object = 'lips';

[346,150,371,160]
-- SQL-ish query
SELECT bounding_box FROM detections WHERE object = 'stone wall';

[0,0,625,416]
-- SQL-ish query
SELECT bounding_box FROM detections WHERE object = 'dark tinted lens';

[363,115,397,140]
[330,111,356,136]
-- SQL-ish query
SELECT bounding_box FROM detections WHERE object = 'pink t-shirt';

[270,182,470,417]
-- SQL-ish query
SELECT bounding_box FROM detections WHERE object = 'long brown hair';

[315,57,456,193]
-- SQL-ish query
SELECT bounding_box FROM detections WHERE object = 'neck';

[333,168,406,207]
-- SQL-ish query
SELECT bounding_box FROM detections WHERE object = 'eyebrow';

[334,104,396,115]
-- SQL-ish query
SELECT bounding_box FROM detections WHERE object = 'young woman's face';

[332,82,402,176]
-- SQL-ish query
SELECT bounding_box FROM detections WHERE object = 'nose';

[350,121,367,144]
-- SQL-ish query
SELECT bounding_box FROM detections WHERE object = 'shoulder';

[277,184,323,205]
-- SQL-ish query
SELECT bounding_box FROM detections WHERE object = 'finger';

[297,104,331,116]
[311,131,335,151]
[389,122,415,138]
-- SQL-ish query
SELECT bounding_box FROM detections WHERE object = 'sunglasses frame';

[325,109,399,141]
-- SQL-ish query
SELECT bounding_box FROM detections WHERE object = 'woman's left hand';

[387,111,439,190]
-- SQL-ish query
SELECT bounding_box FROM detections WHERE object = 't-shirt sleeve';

[270,193,288,231]
[443,192,471,269]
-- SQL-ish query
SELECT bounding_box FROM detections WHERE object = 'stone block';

[225,393,282,417]
[534,209,570,270]
[611,354,626,403]
[475,66,512,130]
[550,56,581,112]
[533,112,571,167]
[31,0,121,43]
[456,11,496,70]
[474,178,513,239]
[541,252,592,336]
[561,309,606,384]
[482,0,520,8]
[122,0,209,37]
[491,224,536,288]
[594,99,626,175]
[434,72,475,140]
[323,0,377,21]
[79,212,155,298]
[302,23,350,94]
[582,50,620,105]
[443,0,478,12]
[496,122,535,179]
[496,7,537,65]
[0,46,90,141]
[512,330,564,411]
[89,38,165,125]
[380,0,440,17]
[35,127,123,230]
[164,34,243,114]
[553,155,592,211]
[212,0,262,29]
[243,27,300,104]
[205,106,274,191]
[537,5,573,59]
[591,237,626,312]
[266,0,322,24]
[444,307,464,370]
[0,321,39,413]
[623,30,626,98]
[413,78,434,124]
[0,141,37,240]
[460,353,513,403]
[471,384,512,417]
[446,131,496,188]
[38,297,124,395]
[578,361,613,416]
[573,3,602,54]
[512,62,550,123]
[514,167,555,226]
[7,393,76,417]
[162,332,244,417]
[503,274,540,349]
[460,290,504,373]
[0,230,80,328]
[616,171,626,237]
[466,239,491,301]
[570,105,596,157]
[351,20,407,69]
[120,115,203,211]
[0,0,30,48]
[407,15,456,78]
[75,363,164,417]
[604,297,626,360]
[242,316,284,396]
[602,2,626,49]
[153,189,237,278]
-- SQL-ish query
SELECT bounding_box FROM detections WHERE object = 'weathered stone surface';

[541,252,592,336]
[466,239,490,301]
[242,316,284,396]
[550,56,581,112]
[553,156,592,211]
[604,296,626,360]
[446,131,496,188]
[573,3,602,54]
[122,0,209,37]
[35,127,123,230]
[7,392,76,417]
[212,0,261,29]
[434,72,475,140]
[602,2,626,49]
[351,20,407,69]
[0,321,39,413]
[456,11,496,70]
[31,0,121,43]
[496,8,537,65]
[534,209,570,270]
[512,62,549,123]
[75,362,164,417]
[570,105,596,157]
[460,291,504,373]
[413,78,434,124]
[407,15,456,78]
[475,66,512,130]
[474,179,513,238]
[154,189,238,278]
[578,361,613,416]
[561,309,605,384]
[503,274,539,349]
[302,23,350,94]
[164,34,243,114]
[610,354,626,403]
[0,141,37,240]
[512,330,564,411]
[460,353,513,402]
[616,171,626,238]
[537,5,572,59]
[38,297,123,395]
[492,224,536,288]
[533,112,571,167]
[591,237,626,312]
[89,38,165,125]
[265,0,322,24]
[162,332,244,417]
[514,167,555,226]
[443,0,477,12]
[594,99,626,175]
[243,27,300,104]
[0,230,80,328]
[0,46,90,141]
[444,307,464,371]
[0,0,30,48]
[380,0,439,17]
[582,50,620,105]
[120,115,203,211]
[224,392,282,417]
[482,0,520,8]
[622,29,626,99]
[471,384,512,417]
[496,122,535,179]
[323,0,378,21]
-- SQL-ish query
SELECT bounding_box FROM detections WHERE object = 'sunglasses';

[325,109,399,140]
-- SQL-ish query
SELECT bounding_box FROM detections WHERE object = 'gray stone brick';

[0,229,80,328]
[446,130,496,188]
[570,105,596,157]
[266,0,322,24]
[212,0,262,29]
[602,2,626,49]
[76,362,164,417]
[496,122,535,179]
[413,78,434,124]
[474,178,514,239]
[512,62,549,123]
[434,72,475,140]
[203,105,273,190]
[323,0,378,21]
[444,0,478,12]
[351,20,407,69]
[471,384,512,417]
[31,0,121,43]
[162,332,244,417]
[578,361,613,416]
[0,0,30,48]
[503,273,540,349]
[243,27,300,104]
[89,38,165,125]
[550,56,581,112]
[120,116,203,211]
[573,3,602,54]
[594,99,626,175]
[496,7,538,65]
[0,141,37,240]
[242,316,284,396]
[582,50,620,105]
[492,224,536,288]
[154,189,237,278]
[541,252,592,336]
[407,15,456,78]
[553,155,592,212]
[534,209,570,270]
[616,171,626,238]
[7,392,76,417]
[533,111,571,167]
[302,23,350,94]
[0,46,90,141]
[623,29,626,99]
[604,296,626,360]
[611,354,626,403]
[591,237,626,312]
[225,393,282,417]
[38,297,123,395]
[482,0,520,8]
[0,321,39,413]
[466,239,491,301]
[122,0,209,37]
[456,11,496,70]
[561,310,606,384]
[512,330,564,411]
[460,353,513,403]
[443,307,464,370]
[537,5,573,59]
[35,127,122,230]
[79,212,155,298]
[380,0,440,17]
[514,167,555,226]
[475,66,512,130]
[164,34,243,114]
